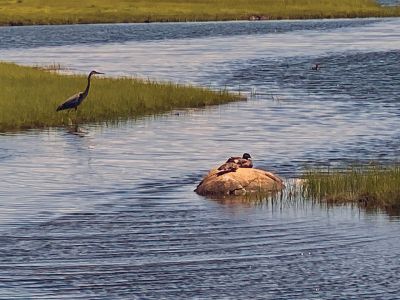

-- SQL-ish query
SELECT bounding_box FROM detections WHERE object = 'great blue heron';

[56,70,104,112]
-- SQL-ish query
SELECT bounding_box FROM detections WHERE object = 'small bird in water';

[311,63,321,71]
[56,70,104,113]
[217,153,253,175]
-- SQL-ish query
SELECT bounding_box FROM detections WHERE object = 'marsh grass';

[0,0,399,26]
[303,165,400,212]
[0,62,242,132]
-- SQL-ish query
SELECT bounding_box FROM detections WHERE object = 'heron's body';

[56,70,103,112]
[56,92,85,111]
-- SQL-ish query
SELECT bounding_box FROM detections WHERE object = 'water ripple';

[0,19,381,50]
[1,18,400,299]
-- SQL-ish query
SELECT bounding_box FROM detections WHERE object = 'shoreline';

[1,0,399,27]
[2,14,400,27]
[0,62,243,133]
[1,15,399,28]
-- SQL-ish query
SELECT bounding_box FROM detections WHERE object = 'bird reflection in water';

[66,123,88,137]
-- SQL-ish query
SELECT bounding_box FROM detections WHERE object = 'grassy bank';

[303,165,400,212]
[0,0,399,26]
[0,62,242,132]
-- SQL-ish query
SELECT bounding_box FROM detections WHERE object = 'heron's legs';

[75,107,79,125]
[67,109,73,126]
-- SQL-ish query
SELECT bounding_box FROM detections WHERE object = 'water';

[1,18,400,299]
[378,0,400,6]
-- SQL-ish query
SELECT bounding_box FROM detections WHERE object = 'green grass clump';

[303,165,400,212]
[0,0,399,26]
[0,62,242,132]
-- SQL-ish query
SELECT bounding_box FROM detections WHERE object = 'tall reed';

[0,62,242,132]
[303,165,400,212]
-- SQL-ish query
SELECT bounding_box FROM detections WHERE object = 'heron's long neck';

[83,74,92,97]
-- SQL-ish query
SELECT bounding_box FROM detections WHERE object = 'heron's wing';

[56,92,82,111]
[65,92,83,102]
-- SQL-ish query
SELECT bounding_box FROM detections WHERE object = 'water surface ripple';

[1,18,400,299]
[0,18,380,50]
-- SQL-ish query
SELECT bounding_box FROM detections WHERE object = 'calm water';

[378,0,400,5]
[1,18,400,299]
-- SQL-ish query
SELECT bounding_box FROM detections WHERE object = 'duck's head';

[242,153,251,159]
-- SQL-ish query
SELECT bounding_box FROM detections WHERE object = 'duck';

[225,153,253,168]
[217,153,253,176]
[311,63,321,71]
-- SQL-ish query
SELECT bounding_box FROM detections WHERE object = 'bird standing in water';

[56,70,104,114]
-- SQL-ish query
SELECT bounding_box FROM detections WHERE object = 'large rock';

[195,167,285,196]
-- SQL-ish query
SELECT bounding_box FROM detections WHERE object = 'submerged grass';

[0,0,399,26]
[0,62,242,132]
[303,165,400,212]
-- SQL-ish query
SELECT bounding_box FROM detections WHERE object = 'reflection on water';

[66,124,90,137]
[1,18,400,299]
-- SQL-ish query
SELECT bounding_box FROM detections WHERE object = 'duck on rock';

[195,153,285,196]
[217,153,253,175]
